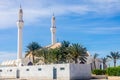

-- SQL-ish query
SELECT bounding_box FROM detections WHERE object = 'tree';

[25,42,41,64]
[59,41,70,63]
[69,43,87,63]
[48,48,60,64]
[36,48,49,64]
[101,57,108,69]
[36,47,61,64]
[25,41,88,65]
[61,40,70,48]
[33,41,71,64]
[107,51,120,67]
[93,53,99,69]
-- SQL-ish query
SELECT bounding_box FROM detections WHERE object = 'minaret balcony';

[18,20,24,22]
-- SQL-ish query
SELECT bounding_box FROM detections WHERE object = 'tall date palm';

[25,42,41,63]
[101,57,108,69]
[93,53,99,69]
[69,43,87,63]
[107,51,120,67]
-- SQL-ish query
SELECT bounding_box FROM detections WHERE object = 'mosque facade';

[0,6,102,80]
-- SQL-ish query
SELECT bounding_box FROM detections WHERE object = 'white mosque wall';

[70,64,91,79]
[56,64,70,80]
[0,67,17,78]
[0,63,91,80]
[20,65,54,80]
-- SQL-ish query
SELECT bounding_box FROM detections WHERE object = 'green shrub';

[106,66,120,76]
[92,69,106,75]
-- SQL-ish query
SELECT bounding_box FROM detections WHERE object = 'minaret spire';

[16,5,24,66]
[51,13,56,28]
[50,14,56,45]
[18,4,23,22]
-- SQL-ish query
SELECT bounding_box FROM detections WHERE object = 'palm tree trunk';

[90,63,93,71]
[33,56,34,64]
[74,56,78,63]
[114,59,116,67]
[75,59,78,63]
[94,61,96,69]
[103,63,106,69]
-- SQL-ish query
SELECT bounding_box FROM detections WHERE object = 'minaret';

[16,5,24,66]
[50,14,56,45]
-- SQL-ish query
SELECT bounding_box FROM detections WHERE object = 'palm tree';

[61,40,70,48]
[58,41,70,63]
[93,53,99,69]
[36,48,49,64]
[34,40,71,64]
[101,57,108,69]
[107,51,120,67]
[25,42,41,64]
[69,43,87,63]
[48,48,60,64]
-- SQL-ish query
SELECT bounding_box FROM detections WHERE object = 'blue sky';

[0,0,120,66]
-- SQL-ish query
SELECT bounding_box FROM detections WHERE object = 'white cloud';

[61,26,120,34]
[86,0,120,14]
[0,0,120,29]
[84,27,120,34]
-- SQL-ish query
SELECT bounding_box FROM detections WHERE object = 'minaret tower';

[16,5,24,66]
[50,14,56,45]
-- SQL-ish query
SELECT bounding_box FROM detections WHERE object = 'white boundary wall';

[70,64,91,79]
[0,63,91,80]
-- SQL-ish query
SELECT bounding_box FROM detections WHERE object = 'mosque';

[1,6,61,66]
[0,6,101,80]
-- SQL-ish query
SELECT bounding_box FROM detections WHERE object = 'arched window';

[27,61,33,66]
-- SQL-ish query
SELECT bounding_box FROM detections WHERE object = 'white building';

[0,64,91,80]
